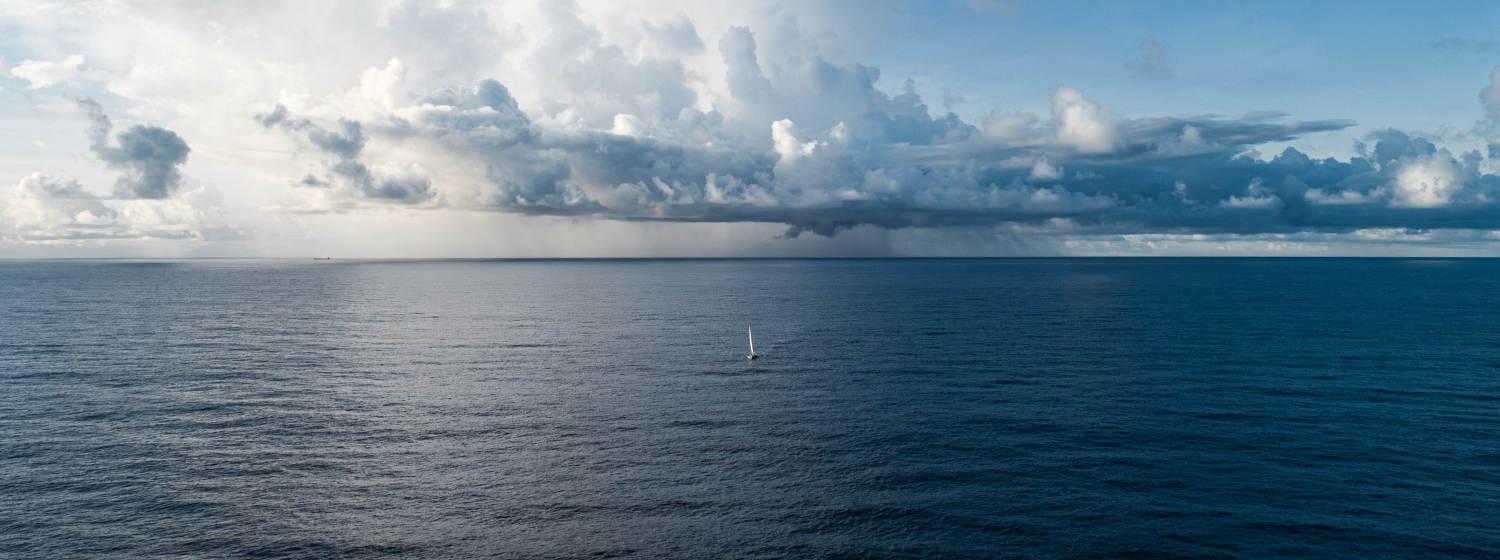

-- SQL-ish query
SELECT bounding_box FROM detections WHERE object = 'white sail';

[748,327,755,354]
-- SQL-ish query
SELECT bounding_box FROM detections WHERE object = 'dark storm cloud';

[78,97,191,199]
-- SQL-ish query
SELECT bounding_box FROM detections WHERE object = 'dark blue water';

[2,258,1498,559]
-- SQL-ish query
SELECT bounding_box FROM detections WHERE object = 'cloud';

[1478,66,1500,157]
[223,15,1500,242]
[0,173,240,243]
[1051,87,1118,153]
[982,112,1039,141]
[0,100,239,246]
[257,97,434,204]
[1433,37,1495,53]
[10,55,105,89]
[1028,158,1062,181]
[1125,34,1172,79]
[941,87,967,112]
[16,1,1500,252]
[78,98,192,199]
[252,68,1363,237]
[0,173,115,240]
[718,26,778,112]
[642,13,706,54]
[1385,142,1464,208]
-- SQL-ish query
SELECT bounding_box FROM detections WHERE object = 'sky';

[4,0,1500,257]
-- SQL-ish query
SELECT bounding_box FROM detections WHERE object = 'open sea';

[1,258,1498,559]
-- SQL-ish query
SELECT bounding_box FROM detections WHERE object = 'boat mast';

[748,327,755,354]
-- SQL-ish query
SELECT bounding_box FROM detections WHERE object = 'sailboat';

[747,326,759,360]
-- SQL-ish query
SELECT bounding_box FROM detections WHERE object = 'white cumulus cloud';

[1051,87,1117,154]
[10,55,104,89]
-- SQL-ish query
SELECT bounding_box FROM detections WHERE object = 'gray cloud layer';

[78,98,191,199]
[257,105,433,201]
[247,9,1500,239]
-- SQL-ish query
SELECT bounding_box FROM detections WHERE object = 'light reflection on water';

[2,258,1498,558]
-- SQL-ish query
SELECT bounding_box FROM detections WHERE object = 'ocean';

[1,258,1497,559]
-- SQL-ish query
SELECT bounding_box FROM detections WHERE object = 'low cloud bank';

[14,1,1500,247]
[258,59,1499,238]
[0,102,237,243]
